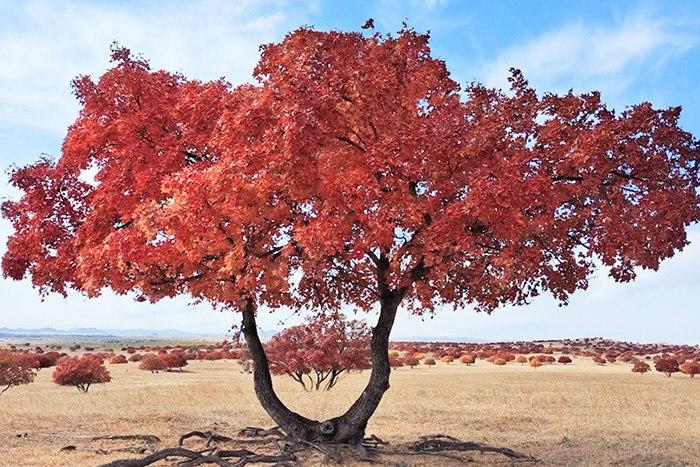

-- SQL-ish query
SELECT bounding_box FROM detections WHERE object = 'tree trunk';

[240,298,320,440]
[317,291,401,444]
[241,290,401,444]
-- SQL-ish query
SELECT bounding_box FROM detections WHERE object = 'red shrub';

[515,355,527,364]
[0,350,37,395]
[679,361,700,378]
[557,356,572,364]
[139,354,167,373]
[459,355,475,365]
[128,353,144,362]
[529,358,543,368]
[110,355,128,364]
[655,358,680,377]
[631,361,650,374]
[162,352,188,371]
[423,358,436,367]
[52,356,111,393]
[492,358,507,366]
[440,355,454,364]
[403,357,419,368]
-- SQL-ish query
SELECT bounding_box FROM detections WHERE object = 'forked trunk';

[241,292,401,444]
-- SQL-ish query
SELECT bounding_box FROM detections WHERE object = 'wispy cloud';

[480,14,697,102]
[0,0,315,133]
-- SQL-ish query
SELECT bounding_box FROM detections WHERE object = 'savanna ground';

[1,346,698,467]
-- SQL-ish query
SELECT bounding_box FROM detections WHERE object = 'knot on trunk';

[319,421,336,436]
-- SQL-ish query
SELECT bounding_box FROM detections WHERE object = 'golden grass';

[1,358,698,466]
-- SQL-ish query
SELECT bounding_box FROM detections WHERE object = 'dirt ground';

[1,357,698,466]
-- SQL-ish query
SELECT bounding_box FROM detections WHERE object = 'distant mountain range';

[0,327,228,338]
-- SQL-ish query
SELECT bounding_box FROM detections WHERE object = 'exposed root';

[68,428,535,466]
[389,434,538,462]
[179,431,234,448]
[91,434,161,444]
[238,426,284,438]
[98,447,296,467]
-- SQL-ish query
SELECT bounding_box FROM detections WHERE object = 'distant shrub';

[389,357,404,368]
[557,356,572,364]
[162,352,188,372]
[679,361,699,378]
[52,356,111,393]
[0,350,37,395]
[110,355,128,364]
[459,355,475,365]
[515,355,527,364]
[592,356,606,365]
[631,361,650,374]
[128,353,144,362]
[440,355,454,364]
[655,358,679,377]
[423,358,436,367]
[529,359,543,368]
[139,354,167,373]
[492,358,507,366]
[403,357,419,368]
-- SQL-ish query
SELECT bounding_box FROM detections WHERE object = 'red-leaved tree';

[246,313,371,391]
[52,355,111,393]
[2,24,698,443]
[0,350,37,395]
[654,357,680,377]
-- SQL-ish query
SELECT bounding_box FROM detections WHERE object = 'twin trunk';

[240,292,401,445]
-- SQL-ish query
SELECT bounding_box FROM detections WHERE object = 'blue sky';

[0,0,698,343]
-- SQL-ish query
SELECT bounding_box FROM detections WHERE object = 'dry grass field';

[1,357,698,466]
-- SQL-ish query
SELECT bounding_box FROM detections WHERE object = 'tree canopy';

[3,28,698,317]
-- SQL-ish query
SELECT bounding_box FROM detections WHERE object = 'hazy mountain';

[0,327,229,338]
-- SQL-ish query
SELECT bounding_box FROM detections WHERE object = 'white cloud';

[480,14,697,101]
[0,0,316,133]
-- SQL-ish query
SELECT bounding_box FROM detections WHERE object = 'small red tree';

[592,356,606,366]
[110,355,128,364]
[492,358,507,366]
[403,357,419,368]
[459,355,475,365]
[529,358,543,368]
[515,355,528,364]
[52,355,111,393]
[679,361,699,378]
[440,355,454,364]
[423,358,436,368]
[631,361,650,374]
[0,350,37,395]
[260,313,371,391]
[655,358,680,377]
[558,356,572,364]
[162,352,188,372]
[139,354,167,373]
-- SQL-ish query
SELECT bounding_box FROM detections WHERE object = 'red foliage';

[251,313,371,391]
[529,359,543,368]
[459,354,475,365]
[162,352,188,371]
[403,357,419,368]
[109,355,128,364]
[631,361,650,374]
[52,355,111,393]
[423,358,436,367]
[515,355,528,364]
[679,361,699,378]
[654,357,680,377]
[557,356,572,364]
[138,354,167,373]
[0,350,37,395]
[128,353,143,362]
